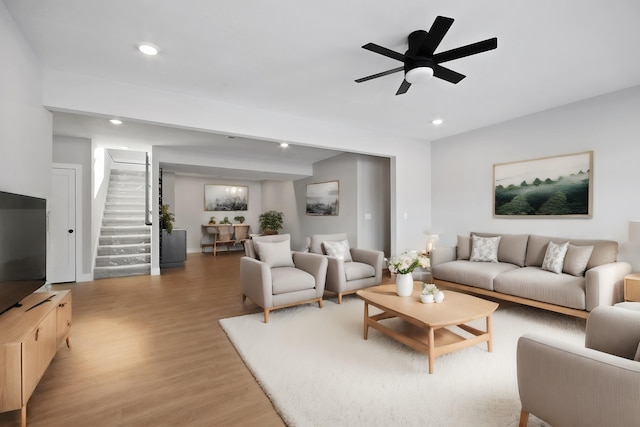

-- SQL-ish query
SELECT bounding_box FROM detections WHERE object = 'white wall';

[0,4,51,199]
[43,70,431,256]
[431,86,640,250]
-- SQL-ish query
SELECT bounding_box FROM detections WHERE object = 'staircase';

[94,169,151,279]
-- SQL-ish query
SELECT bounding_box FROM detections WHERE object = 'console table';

[0,291,72,427]
[201,224,251,254]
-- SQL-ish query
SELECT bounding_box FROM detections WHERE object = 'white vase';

[420,294,434,304]
[435,290,445,303]
[395,273,414,297]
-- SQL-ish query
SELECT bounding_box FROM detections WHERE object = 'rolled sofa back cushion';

[471,232,529,267]
[525,234,618,270]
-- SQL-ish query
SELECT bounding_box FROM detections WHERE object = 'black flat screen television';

[0,190,47,316]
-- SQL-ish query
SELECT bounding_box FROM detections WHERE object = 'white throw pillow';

[255,240,294,268]
[470,235,501,263]
[542,241,569,274]
[323,240,353,262]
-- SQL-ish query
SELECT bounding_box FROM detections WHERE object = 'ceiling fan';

[355,16,497,95]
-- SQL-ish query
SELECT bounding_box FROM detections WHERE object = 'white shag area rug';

[220,297,586,427]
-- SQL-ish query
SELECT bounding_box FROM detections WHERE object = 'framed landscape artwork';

[204,185,248,211]
[493,151,593,218]
[306,181,339,216]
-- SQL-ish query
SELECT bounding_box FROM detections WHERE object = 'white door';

[49,168,76,283]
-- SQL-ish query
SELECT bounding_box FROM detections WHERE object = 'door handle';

[68,229,74,233]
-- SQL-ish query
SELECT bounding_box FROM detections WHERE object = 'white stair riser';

[95,254,151,267]
[98,244,151,256]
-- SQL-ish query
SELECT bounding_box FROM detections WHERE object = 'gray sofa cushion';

[494,267,586,310]
[472,232,529,267]
[344,261,375,281]
[457,235,471,260]
[432,260,519,291]
[271,267,315,295]
[525,235,618,269]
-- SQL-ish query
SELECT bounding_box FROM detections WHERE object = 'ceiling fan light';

[405,66,433,84]
[138,43,159,56]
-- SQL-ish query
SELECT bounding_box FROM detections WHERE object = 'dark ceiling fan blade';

[362,43,405,62]
[355,66,404,83]
[395,79,411,95]
[433,64,466,84]
[433,37,497,64]
[421,16,454,56]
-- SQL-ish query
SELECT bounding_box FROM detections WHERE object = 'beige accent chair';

[517,306,640,427]
[241,234,328,323]
[309,233,384,303]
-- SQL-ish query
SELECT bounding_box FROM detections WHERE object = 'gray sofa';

[431,233,632,318]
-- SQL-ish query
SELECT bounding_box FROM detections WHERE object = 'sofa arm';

[351,248,384,281]
[586,306,640,359]
[430,246,456,267]
[293,252,328,294]
[517,334,640,427]
[585,261,631,310]
[240,256,273,308]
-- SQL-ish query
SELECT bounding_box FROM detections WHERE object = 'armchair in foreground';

[241,234,328,323]
[309,233,384,303]
[517,306,640,427]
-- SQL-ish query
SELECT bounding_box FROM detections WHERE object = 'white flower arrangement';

[388,251,430,275]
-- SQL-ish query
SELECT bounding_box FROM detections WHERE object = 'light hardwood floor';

[0,252,298,427]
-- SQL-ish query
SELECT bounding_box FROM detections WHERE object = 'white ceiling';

[5,0,640,179]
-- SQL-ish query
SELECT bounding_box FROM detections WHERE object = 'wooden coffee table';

[357,283,499,374]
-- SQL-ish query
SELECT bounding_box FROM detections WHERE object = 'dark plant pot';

[262,230,279,235]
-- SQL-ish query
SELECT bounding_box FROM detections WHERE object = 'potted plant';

[421,283,445,303]
[220,216,231,224]
[234,215,245,224]
[259,210,284,235]
[160,204,175,234]
[208,216,216,224]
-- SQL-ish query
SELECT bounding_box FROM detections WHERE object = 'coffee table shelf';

[357,284,498,374]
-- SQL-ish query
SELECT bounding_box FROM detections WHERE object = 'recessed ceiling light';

[431,119,443,126]
[109,119,123,125]
[137,43,159,56]
[280,143,289,148]
[119,146,129,150]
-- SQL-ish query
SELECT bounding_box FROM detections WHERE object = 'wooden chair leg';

[518,408,529,427]
[264,309,270,323]
[337,293,343,304]
[318,298,323,309]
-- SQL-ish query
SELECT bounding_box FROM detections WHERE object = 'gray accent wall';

[294,153,390,254]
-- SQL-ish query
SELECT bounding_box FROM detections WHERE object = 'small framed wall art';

[306,180,339,216]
